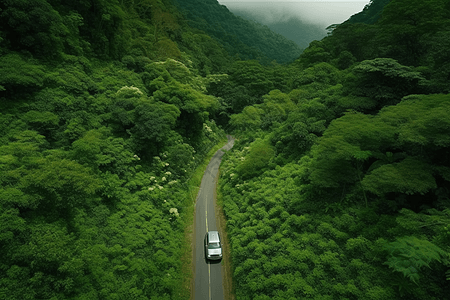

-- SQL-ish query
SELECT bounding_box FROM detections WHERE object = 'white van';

[204,231,223,261]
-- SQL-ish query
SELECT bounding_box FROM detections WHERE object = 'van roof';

[208,231,220,243]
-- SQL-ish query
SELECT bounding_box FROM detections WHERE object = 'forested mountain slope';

[346,0,391,25]
[230,9,327,49]
[0,0,232,298]
[219,0,450,298]
[173,0,303,64]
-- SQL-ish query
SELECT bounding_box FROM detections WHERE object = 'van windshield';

[208,242,220,249]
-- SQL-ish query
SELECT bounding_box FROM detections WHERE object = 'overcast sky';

[218,0,371,28]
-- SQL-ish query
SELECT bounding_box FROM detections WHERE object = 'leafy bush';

[384,236,447,284]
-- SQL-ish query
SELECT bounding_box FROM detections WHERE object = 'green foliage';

[297,40,331,67]
[323,0,450,74]
[228,60,275,97]
[130,101,180,155]
[377,0,447,65]
[236,138,275,180]
[21,157,101,209]
[384,236,447,284]
[304,93,450,209]
[0,0,67,57]
[0,54,46,93]
[345,58,426,110]
[179,31,231,75]
[229,106,264,131]
[362,157,437,196]
[259,90,293,129]
[291,62,340,88]
[308,112,395,188]
[381,94,450,148]
[142,58,220,143]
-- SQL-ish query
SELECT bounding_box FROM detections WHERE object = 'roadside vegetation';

[0,1,227,298]
[218,0,450,299]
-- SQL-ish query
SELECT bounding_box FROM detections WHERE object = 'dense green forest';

[1,0,450,299]
[0,0,233,298]
[218,0,450,299]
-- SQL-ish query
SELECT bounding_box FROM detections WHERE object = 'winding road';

[194,136,234,300]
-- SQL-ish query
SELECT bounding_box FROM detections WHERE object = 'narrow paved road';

[194,136,234,300]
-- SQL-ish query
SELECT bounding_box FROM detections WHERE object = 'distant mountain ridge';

[228,9,327,49]
[173,0,303,64]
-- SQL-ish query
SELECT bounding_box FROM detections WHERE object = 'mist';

[218,0,370,28]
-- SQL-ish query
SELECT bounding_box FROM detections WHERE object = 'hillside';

[226,8,327,49]
[0,0,230,298]
[1,0,450,299]
[218,0,450,298]
[173,0,303,64]
[346,0,391,25]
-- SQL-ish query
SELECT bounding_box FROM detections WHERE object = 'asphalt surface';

[194,136,234,300]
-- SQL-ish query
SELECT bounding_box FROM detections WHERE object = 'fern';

[384,236,446,284]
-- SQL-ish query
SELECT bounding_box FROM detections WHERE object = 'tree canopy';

[219,0,450,298]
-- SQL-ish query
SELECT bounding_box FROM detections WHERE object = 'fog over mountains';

[229,9,327,49]
[219,0,370,48]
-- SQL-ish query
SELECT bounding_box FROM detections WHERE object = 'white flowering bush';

[165,142,195,178]
[169,207,179,217]
[116,85,144,98]
[204,123,213,133]
[151,153,173,176]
